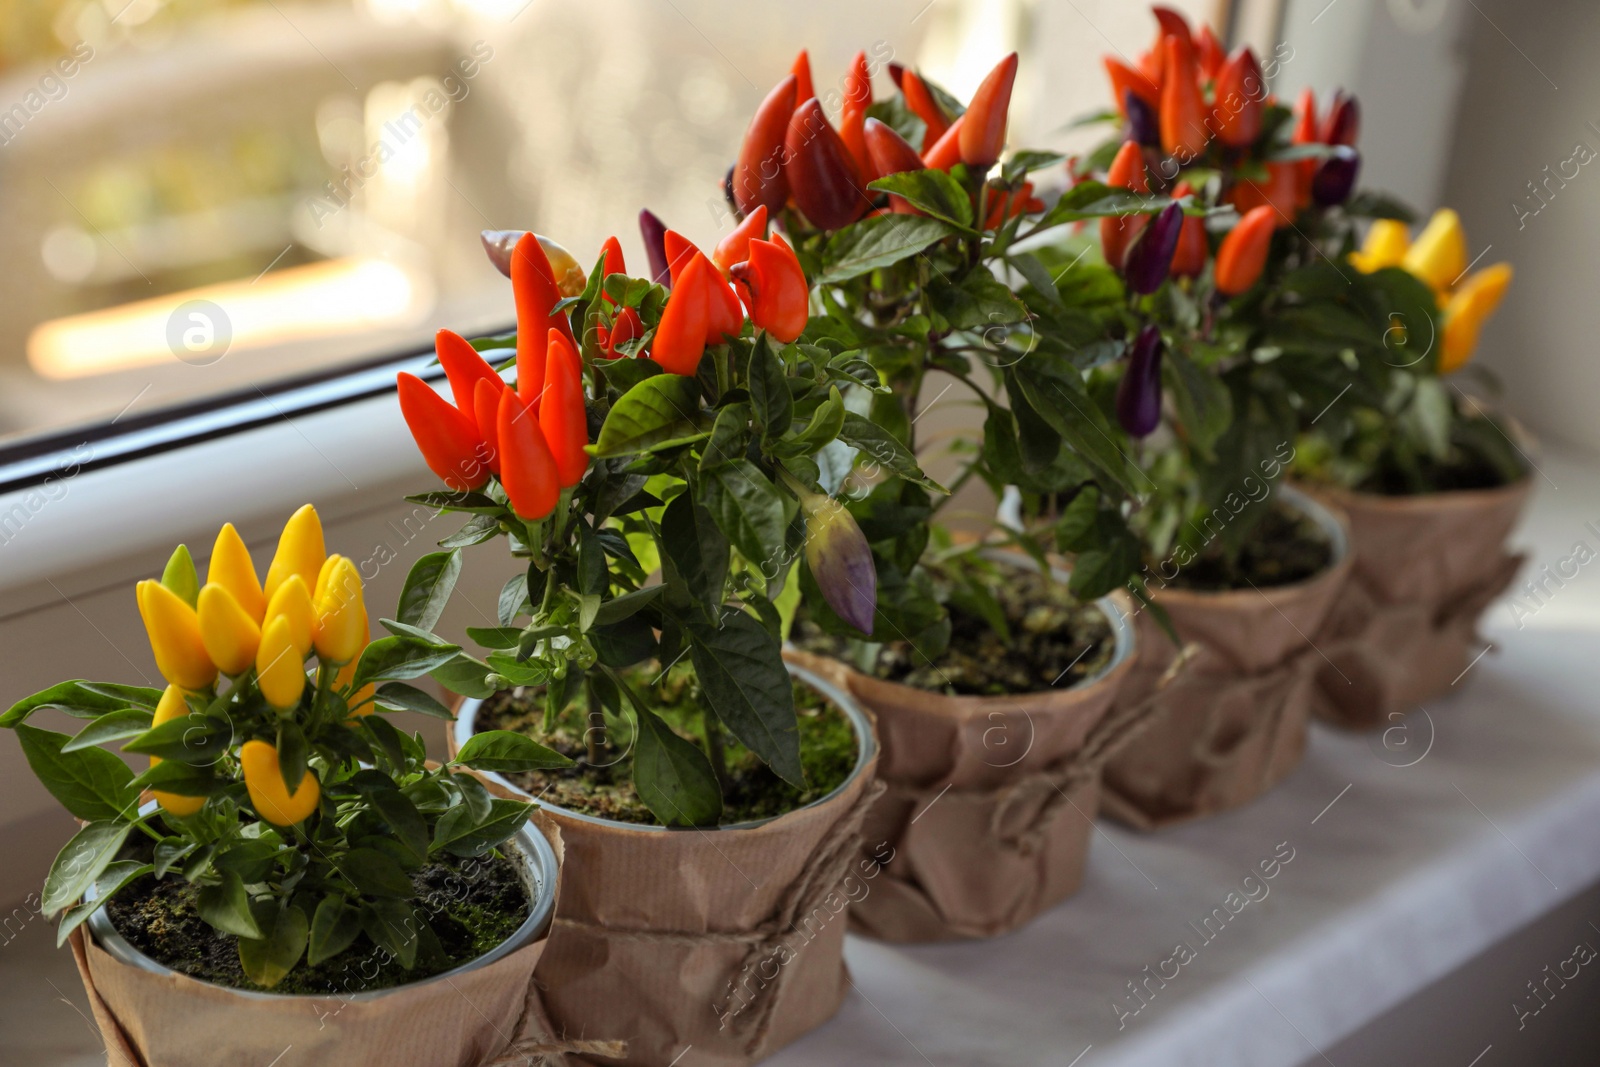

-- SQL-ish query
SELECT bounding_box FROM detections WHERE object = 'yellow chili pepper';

[208,522,266,622]
[136,580,217,691]
[264,574,315,658]
[1439,262,1513,373]
[1403,209,1467,295]
[1349,218,1410,273]
[264,504,325,600]
[256,615,307,710]
[149,684,204,817]
[240,739,320,826]
[334,605,374,717]
[313,556,366,665]
[196,583,261,676]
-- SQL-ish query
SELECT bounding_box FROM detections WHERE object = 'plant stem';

[585,686,605,767]
[701,708,730,789]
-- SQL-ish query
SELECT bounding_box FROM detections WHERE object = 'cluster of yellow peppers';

[134,504,371,826]
[1350,208,1513,373]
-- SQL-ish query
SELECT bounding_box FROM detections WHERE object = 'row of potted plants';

[5,6,1527,1065]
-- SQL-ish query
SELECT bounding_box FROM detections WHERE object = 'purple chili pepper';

[1124,89,1160,149]
[1122,202,1184,295]
[1312,146,1361,206]
[1323,90,1360,146]
[802,491,877,634]
[1116,325,1164,438]
[639,208,671,288]
[480,230,525,278]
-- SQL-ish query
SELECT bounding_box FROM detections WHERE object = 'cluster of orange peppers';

[733,48,1034,232]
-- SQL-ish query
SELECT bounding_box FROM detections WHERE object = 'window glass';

[0,0,1215,449]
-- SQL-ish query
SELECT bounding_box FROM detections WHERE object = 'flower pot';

[1100,487,1352,830]
[450,662,880,1067]
[784,556,1140,943]
[71,816,567,1067]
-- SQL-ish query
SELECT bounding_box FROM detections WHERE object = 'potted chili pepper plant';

[727,47,1172,940]
[1,505,571,1067]
[397,228,893,1065]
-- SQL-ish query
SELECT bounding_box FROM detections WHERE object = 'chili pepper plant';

[397,229,914,826]
[0,506,565,991]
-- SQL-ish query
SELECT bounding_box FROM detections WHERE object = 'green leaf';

[577,527,608,632]
[837,413,945,493]
[397,551,462,632]
[1164,348,1233,460]
[56,861,152,947]
[453,729,572,773]
[595,375,707,457]
[931,268,1029,331]
[353,634,462,690]
[686,613,804,786]
[351,772,430,863]
[214,839,283,884]
[239,905,309,989]
[1010,366,1140,495]
[404,490,504,515]
[592,585,663,627]
[308,896,363,966]
[748,336,794,438]
[1037,181,1173,227]
[497,574,529,626]
[815,215,957,284]
[197,871,265,939]
[62,709,153,752]
[121,715,231,765]
[338,847,416,898]
[277,719,309,794]
[42,821,133,915]
[465,626,521,649]
[153,840,195,878]
[2,680,161,728]
[703,461,787,568]
[867,169,975,228]
[787,385,847,455]
[128,760,219,797]
[364,899,421,968]
[659,493,729,620]
[1010,252,1065,308]
[631,705,723,827]
[440,515,501,549]
[374,682,454,719]
[431,654,498,700]
[16,724,138,822]
[431,798,532,857]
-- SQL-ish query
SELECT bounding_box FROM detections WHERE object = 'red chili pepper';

[713,204,768,275]
[512,232,576,402]
[1138,46,1164,91]
[434,329,502,433]
[887,62,905,89]
[921,113,966,169]
[652,255,711,375]
[791,50,815,104]
[397,372,489,490]
[863,118,926,214]
[960,52,1018,171]
[1103,57,1160,115]
[538,329,589,488]
[1322,90,1360,146]
[840,50,874,178]
[1195,24,1225,80]
[473,378,503,473]
[1100,141,1150,271]
[662,229,699,286]
[730,236,808,343]
[600,236,626,283]
[1169,182,1208,278]
[983,180,1037,229]
[497,387,559,520]
[701,251,746,344]
[602,306,644,359]
[1151,6,1193,48]
[1229,161,1297,227]
[1291,88,1320,209]
[900,69,951,152]
[1213,47,1263,148]
[733,75,797,218]
[1159,34,1207,158]
[1214,205,1277,296]
[786,97,869,230]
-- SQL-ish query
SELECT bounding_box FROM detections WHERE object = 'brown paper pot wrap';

[69,813,591,1067]
[1101,488,1353,831]
[1298,476,1532,730]
[784,566,1141,943]
[450,662,880,1067]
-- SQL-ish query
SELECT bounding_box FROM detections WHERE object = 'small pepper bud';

[241,739,320,826]
[1159,35,1207,158]
[1322,90,1360,146]
[799,488,877,635]
[197,583,261,676]
[136,579,216,692]
[652,255,712,375]
[1122,202,1185,294]
[1100,141,1150,271]
[255,615,306,710]
[1124,90,1160,148]
[1194,24,1225,79]
[434,329,504,434]
[161,545,199,608]
[1116,325,1165,438]
[480,231,587,295]
[639,208,671,287]
[840,51,874,178]
[1311,146,1361,206]
[472,377,504,473]
[1169,182,1208,278]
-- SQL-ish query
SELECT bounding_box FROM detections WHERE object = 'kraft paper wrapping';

[449,723,884,1067]
[1101,547,1352,831]
[1300,478,1532,730]
[784,641,1141,943]
[68,812,587,1067]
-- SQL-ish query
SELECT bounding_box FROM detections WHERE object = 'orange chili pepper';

[960,52,1018,171]
[921,113,966,170]
[1103,57,1160,115]
[713,204,768,275]
[839,50,874,178]
[900,68,951,152]
[538,330,589,488]
[1194,24,1225,80]
[733,74,797,218]
[1229,161,1297,227]
[496,387,559,520]
[663,230,698,286]
[598,235,626,303]
[434,329,503,435]
[601,306,644,359]
[791,49,815,104]
[1214,205,1277,296]
[1159,34,1207,158]
[397,373,490,491]
[1100,141,1150,271]
[1169,181,1208,278]
[652,256,711,375]
[731,237,809,343]
[1151,6,1193,47]
[1213,47,1263,148]
[511,232,576,402]
[1291,88,1320,209]
[864,118,926,214]
[473,378,503,473]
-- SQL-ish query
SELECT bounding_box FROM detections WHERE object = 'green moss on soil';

[475,663,859,826]
[1160,500,1333,592]
[105,852,530,995]
[795,576,1115,698]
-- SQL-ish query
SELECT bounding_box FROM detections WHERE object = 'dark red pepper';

[733,75,797,219]
[786,97,869,230]
[1115,324,1164,438]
